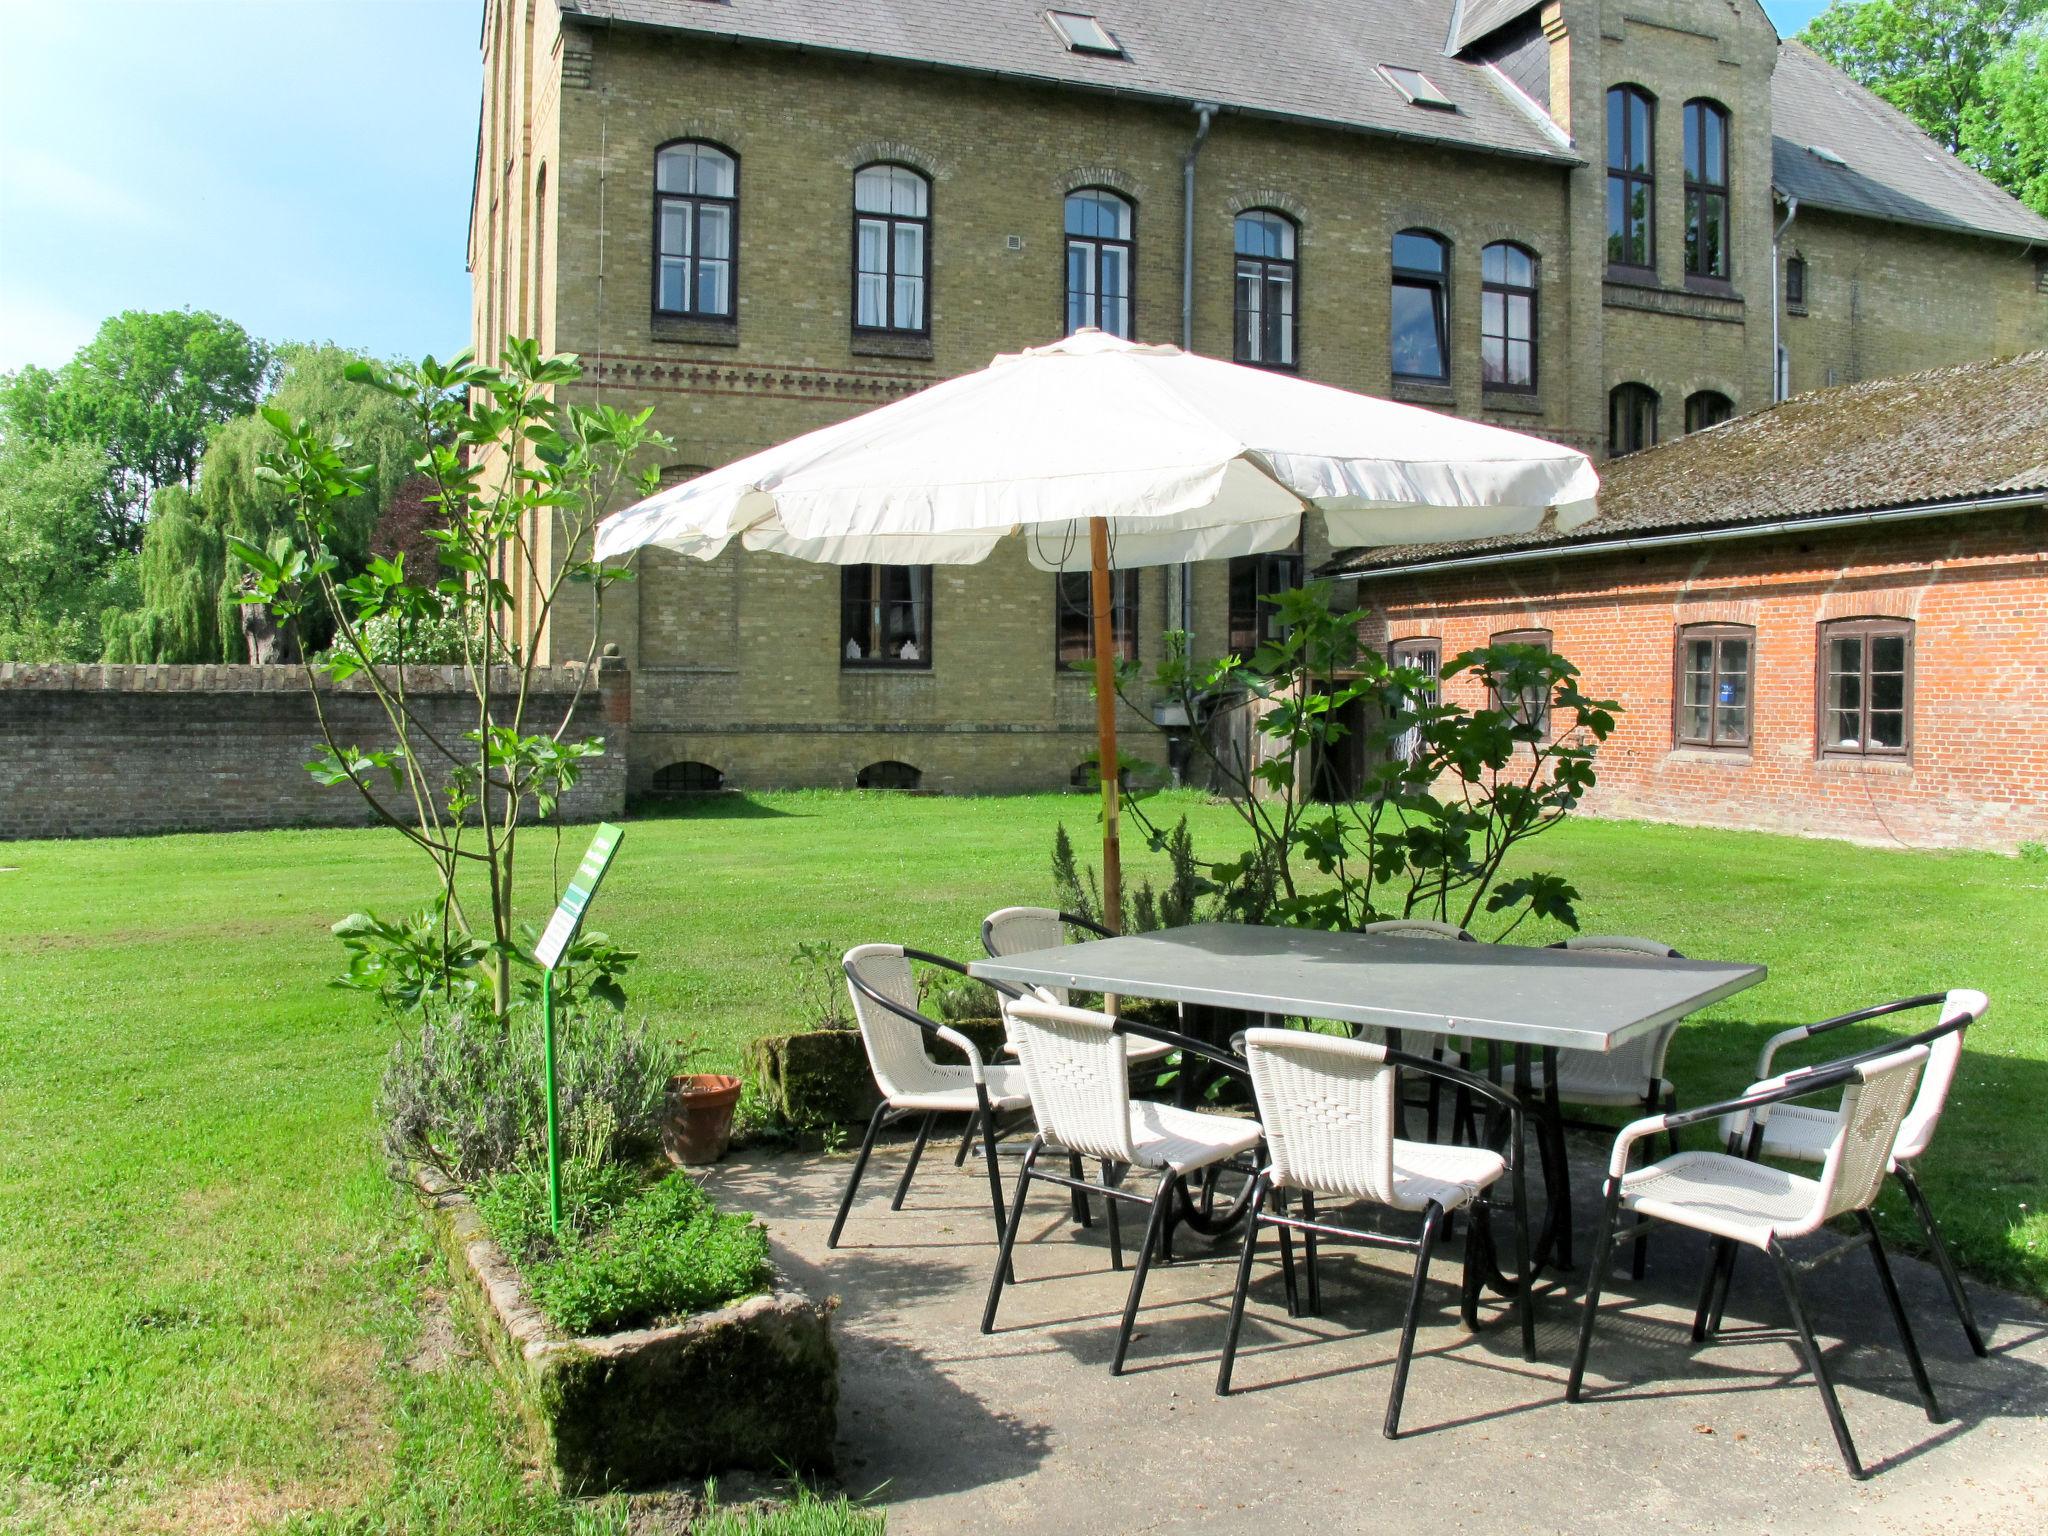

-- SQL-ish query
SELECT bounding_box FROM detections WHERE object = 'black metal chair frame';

[831,948,1029,1268]
[1566,1058,1945,1480]
[1710,994,1987,1358]
[981,1019,1258,1376]
[1215,1048,1537,1437]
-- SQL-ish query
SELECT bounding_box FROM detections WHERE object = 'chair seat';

[889,1063,1034,1115]
[1120,1102,1262,1174]
[1717,1101,1841,1164]
[1522,1056,1671,1108]
[1621,1150,1823,1249]
[1386,1140,1507,1213]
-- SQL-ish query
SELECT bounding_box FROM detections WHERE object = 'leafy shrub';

[788,939,854,1031]
[1052,814,1209,933]
[476,1167,771,1336]
[378,999,675,1182]
[920,968,1003,1022]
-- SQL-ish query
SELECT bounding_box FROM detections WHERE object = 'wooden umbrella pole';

[1088,516,1122,933]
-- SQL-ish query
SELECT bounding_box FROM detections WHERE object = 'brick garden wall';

[1353,506,2048,851]
[0,664,628,841]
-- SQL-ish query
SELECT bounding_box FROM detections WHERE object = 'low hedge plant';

[477,1161,772,1336]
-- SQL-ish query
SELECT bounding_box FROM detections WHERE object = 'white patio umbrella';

[593,330,1599,924]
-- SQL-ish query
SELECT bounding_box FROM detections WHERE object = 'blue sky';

[0,0,1833,375]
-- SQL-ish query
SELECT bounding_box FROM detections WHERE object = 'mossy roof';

[1324,351,2048,575]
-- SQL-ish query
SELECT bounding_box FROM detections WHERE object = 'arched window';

[1065,189,1134,337]
[1480,242,1538,391]
[1685,390,1733,433]
[1606,85,1656,273]
[1609,383,1659,456]
[853,163,930,334]
[654,140,737,318]
[1683,99,1731,280]
[651,761,724,795]
[1391,229,1449,382]
[1233,210,1297,368]
[857,760,923,791]
[1675,624,1753,749]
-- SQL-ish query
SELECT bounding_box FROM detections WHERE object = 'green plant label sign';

[534,822,625,971]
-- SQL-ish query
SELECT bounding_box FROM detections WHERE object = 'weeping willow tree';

[98,345,424,663]
[99,486,230,662]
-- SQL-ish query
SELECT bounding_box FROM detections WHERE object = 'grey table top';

[971,923,1766,1053]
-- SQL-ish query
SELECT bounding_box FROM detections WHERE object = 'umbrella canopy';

[593,330,1600,924]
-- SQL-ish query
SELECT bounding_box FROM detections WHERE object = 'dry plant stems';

[1117,581,1621,934]
[230,340,671,1015]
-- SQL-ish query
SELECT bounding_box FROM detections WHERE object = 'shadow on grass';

[626,793,810,823]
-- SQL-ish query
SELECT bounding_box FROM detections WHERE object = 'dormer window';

[1047,11,1125,57]
[1380,65,1455,111]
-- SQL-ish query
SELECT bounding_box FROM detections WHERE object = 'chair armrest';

[1115,1014,1250,1079]
[1061,911,1115,940]
[929,1023,987,1085]
[1382,1048,1526,1122]
[1756,992,1950,1077]
[906,945,1027,1000]
[1610,1064,1865,1177]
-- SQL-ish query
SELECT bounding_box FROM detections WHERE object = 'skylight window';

[1380,64,1457,111]
[1047,11,1125,58]
[1807,143,1849,167]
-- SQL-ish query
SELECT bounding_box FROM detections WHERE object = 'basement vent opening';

[857,760,923,791]
[1379,64,1457,111]
[1046,11,1126,58]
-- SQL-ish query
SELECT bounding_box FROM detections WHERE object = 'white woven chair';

[1716,988,1990,1356]
[981,993,1263,1375]
[1360,919,1475,1142]
[1216,1028,1534,1435]
[980,906,1178,1070]
[831,945,1033,1255]
[1567,1044,1941,1480]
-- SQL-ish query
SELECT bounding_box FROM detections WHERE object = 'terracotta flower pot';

[662,1073,743,1166]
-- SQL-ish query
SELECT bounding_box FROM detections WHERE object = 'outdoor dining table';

[972,922,1766,1284]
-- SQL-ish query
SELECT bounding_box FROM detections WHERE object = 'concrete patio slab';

[699,1133,2048,1535]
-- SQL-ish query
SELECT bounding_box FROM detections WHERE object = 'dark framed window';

[1065,188,1133,338]
[853,163,930,334]
[1489,627,1553,737]
[1055,568,1139,663]
[1819,618,1913,758]
[1227,538,1304,658]
[1234,210,1298,369]
[840,565,933,668]
[1609,383,1659,456]
[1675,624,1753,749]
[1785,253,1807,309]
[1389,636,1441,762]
[1606,85,1656,273]
[1391,229,1449,382]
[1480,242,1538,391]
[654,140,737,318]
[1683,99,1731,281]
[1685,390,1733,433]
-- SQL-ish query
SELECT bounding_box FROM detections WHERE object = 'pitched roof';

[1772,41,2048,247]
[1324,351,2048,575]
[1449,0,1544,53]
[559,0,1576,163]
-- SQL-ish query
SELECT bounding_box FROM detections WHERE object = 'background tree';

[1961,23,2048,214]
[0,439,124,661]
[1802,2,2046,166]
[0,309,271,549]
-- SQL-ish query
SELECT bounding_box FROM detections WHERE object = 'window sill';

[1391,379,1455,407]
[651,314,739,347]
[1604,266,1658,289]
[1786,302,1809,317]
[850,331,935,361]
[841,662,934,674]
[1481,389,1544,415]
[1666,746,1753,766]
[1683,276,1738,299]
[1817,752,1913,772]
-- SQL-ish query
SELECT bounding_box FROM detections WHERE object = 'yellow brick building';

[470,0,2048,795]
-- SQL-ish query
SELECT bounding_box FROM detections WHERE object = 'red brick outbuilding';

[1327,353,2048,852]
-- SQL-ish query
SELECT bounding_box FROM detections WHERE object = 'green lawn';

[1,793,2042,1531]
